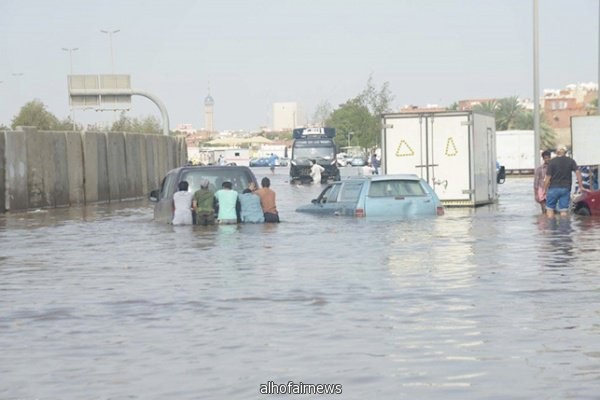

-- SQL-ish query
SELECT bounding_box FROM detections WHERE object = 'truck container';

[495,130,534,174]
[571,115,600,165]
[381,111,498,206]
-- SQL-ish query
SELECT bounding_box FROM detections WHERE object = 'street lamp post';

[348,131,354,147]
[12,72,23,109]
[100,29,120,73]
[62,47,79,131]
[61,47,79,74]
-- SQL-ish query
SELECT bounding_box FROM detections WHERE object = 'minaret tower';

[204,85,214,135]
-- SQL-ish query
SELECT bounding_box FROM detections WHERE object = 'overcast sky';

[0,0,598,132]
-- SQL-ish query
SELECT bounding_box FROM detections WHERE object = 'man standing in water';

[533,150,552,214]
[543,145,586,218]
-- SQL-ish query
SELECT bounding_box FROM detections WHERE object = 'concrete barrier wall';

[5,131,28,210]
[0,132,5,212]
[0,129,187,211]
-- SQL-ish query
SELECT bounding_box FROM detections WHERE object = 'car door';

[154,171,179,222]
[297,183,342,215]
[365,179,436,217]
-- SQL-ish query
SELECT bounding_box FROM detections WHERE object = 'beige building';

[273,102,304,131]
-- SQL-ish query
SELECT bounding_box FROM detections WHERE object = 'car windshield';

[181,169,252,193]
[368,180,426,197]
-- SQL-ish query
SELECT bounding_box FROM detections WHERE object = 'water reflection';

[2,175,600,399]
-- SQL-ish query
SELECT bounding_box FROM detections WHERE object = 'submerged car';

[296,174,444,218]
[573,189,600,216]
[149,165,258,223]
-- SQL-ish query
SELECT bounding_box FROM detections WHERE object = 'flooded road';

[1,169,600,399]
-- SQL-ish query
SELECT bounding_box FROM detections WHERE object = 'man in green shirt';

[192,179,215,225]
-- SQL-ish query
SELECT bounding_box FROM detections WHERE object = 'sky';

[0,0,598,132]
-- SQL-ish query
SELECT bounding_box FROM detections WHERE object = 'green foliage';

[326,98,377,149]
[325,76,393,149]
[447,102,459,111]
[514,111,556,150]
[11,99,60,130]
[311,100,332,126]
[111,112,161,134]
[473,97,556,150]
[472,100,499,115]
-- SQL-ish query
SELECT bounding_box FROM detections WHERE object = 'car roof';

[340,174,422,183]
[169,165,254,174]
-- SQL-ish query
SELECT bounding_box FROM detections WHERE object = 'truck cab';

[289,127,340,183]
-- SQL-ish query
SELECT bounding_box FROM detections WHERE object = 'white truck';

[495,130,535,174]
[381,111,498,206]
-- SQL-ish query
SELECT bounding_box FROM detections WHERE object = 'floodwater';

[1,168,600,400]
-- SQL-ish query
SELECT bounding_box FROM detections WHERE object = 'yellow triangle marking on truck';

[395,140,414,157]
[445,137,458,156]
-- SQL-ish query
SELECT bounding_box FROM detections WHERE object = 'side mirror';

[497,166,506,184]
[311,198,318,204]
[149,189,160,202]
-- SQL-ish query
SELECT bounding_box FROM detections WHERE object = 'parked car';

[573,189,600,216]
[349,157,367,167]
[249,157,270,167]
[296,174,444,218]
[149,165,258,223]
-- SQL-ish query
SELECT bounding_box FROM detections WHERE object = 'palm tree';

[496,97,523,131]
[472,99,499,115]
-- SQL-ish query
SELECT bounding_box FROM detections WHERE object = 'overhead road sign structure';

[67,74,170,136]
[68,74,131,109]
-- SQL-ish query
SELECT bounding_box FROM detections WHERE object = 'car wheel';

[574,204,591,216]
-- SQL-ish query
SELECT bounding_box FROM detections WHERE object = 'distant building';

[456,98,498,111]
[273,102,304,131]
[175,123,195,135]
[204,88,214,134]
[542,82,598,145]
[400,104,447,113]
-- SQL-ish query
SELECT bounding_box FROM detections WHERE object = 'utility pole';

[62,47,79,130]
[533,0,541,168]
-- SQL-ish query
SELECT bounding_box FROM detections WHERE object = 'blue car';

[249,157,270,167]
[296,174,444,218]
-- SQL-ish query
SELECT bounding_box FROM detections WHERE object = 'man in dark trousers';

[542,145,586,218]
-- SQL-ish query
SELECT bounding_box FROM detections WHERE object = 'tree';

[311,100,332,127]
[326,98,378,149]
[514,111,557,150]
[495,97,522,131]
[472,96,556,149]
[55,117,82,131]
[357,75,394,116]
[472,99,499,115]
[111,113,161,134]
[11,99,60,130]
[325,77,394,149]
